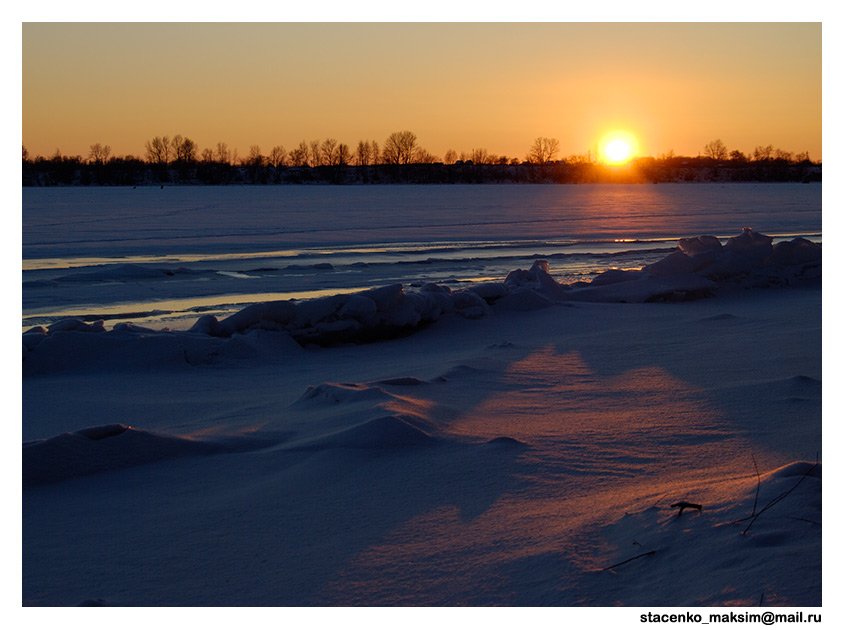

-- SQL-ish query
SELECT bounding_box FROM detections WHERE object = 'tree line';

[22,133,821,186]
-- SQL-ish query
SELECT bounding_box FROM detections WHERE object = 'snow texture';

[21,221,822,607]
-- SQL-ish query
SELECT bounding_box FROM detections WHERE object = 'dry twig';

[742,462,819,535]
[671,501,702,516]
[603,550,657,571]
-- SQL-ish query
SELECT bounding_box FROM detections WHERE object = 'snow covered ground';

[21,184,822,612]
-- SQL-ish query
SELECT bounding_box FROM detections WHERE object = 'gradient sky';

[22,22,822,162]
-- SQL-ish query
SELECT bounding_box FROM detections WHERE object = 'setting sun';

[599,130,640,165]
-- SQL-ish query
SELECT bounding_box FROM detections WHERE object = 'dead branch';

[603,550,657,571]
[671,501,702,516]
[750,452,761,517]
[742,462,819,535]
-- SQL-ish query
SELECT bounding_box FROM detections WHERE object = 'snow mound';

[570,272,717,303]
[294,382,394,406]
[484,436,527,446]
[566,229,820,302]
[23,424,223,487]
[299,415,438,450]
[189,283,457,344]
[434,364,491,382]
[23,325,302,375]
[377,376,427,387]
[765,460,821,480]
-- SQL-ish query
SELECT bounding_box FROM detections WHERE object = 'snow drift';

[21,229,821,374]
[23,424,274,487]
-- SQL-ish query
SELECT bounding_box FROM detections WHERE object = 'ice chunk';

[47,319,106,334]
[451,290,489,319]
[724,227,774,263]
[643,250,696,275]
[215,300,298,336]
[470,282,509,303]
[766,237,822,266]
[678,235,722,255]
[338,295,378,322]
[494,287,553,311]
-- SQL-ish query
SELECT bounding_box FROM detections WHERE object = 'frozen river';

[22,183,821,330]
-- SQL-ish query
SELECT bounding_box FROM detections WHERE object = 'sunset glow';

[599,131,639,165]
[21,22,822,162]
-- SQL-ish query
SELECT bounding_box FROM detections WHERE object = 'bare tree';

[444,149,457,165]
[215,142,231,164]
[356,140,372,167]
[88,143,112,164]
[336,143,351,167]
[416,149,438,164]
[321,138,338,166]
[309,140,321,167]
[173,136,198,163]
[289,141,309,167]
[382,130,419,165]
[471,148,490,164]
[268,145,287,168]
[753,145,774,162]
[247,145,265,167]
[145,136,171,164]
[703,139,728,161]
[774,148,794,162]
[527,137,560,164]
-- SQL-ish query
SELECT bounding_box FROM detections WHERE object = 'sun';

[599,130,640,165]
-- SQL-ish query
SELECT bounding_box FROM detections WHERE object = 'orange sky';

[22,22,822,162]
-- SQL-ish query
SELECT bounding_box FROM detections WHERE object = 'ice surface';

[22,183,821,332]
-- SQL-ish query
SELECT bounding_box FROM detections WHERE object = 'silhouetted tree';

[289,141,309,167]
[320,138,338,166]
[145,136,171,164]
[471,148,490,164]
[774,148,794,162]
[173,136,198,163]
[355,140,373,167]
[703,139,728,161]
[336,143,351,167]
[88,143,111,164]
[527,137,560,164]
[268,145,287,168]
[753,144,774,161]
[246,145,265,166]
[309,140,321,167]
[382,130,418,165]
[215,142,231,164]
